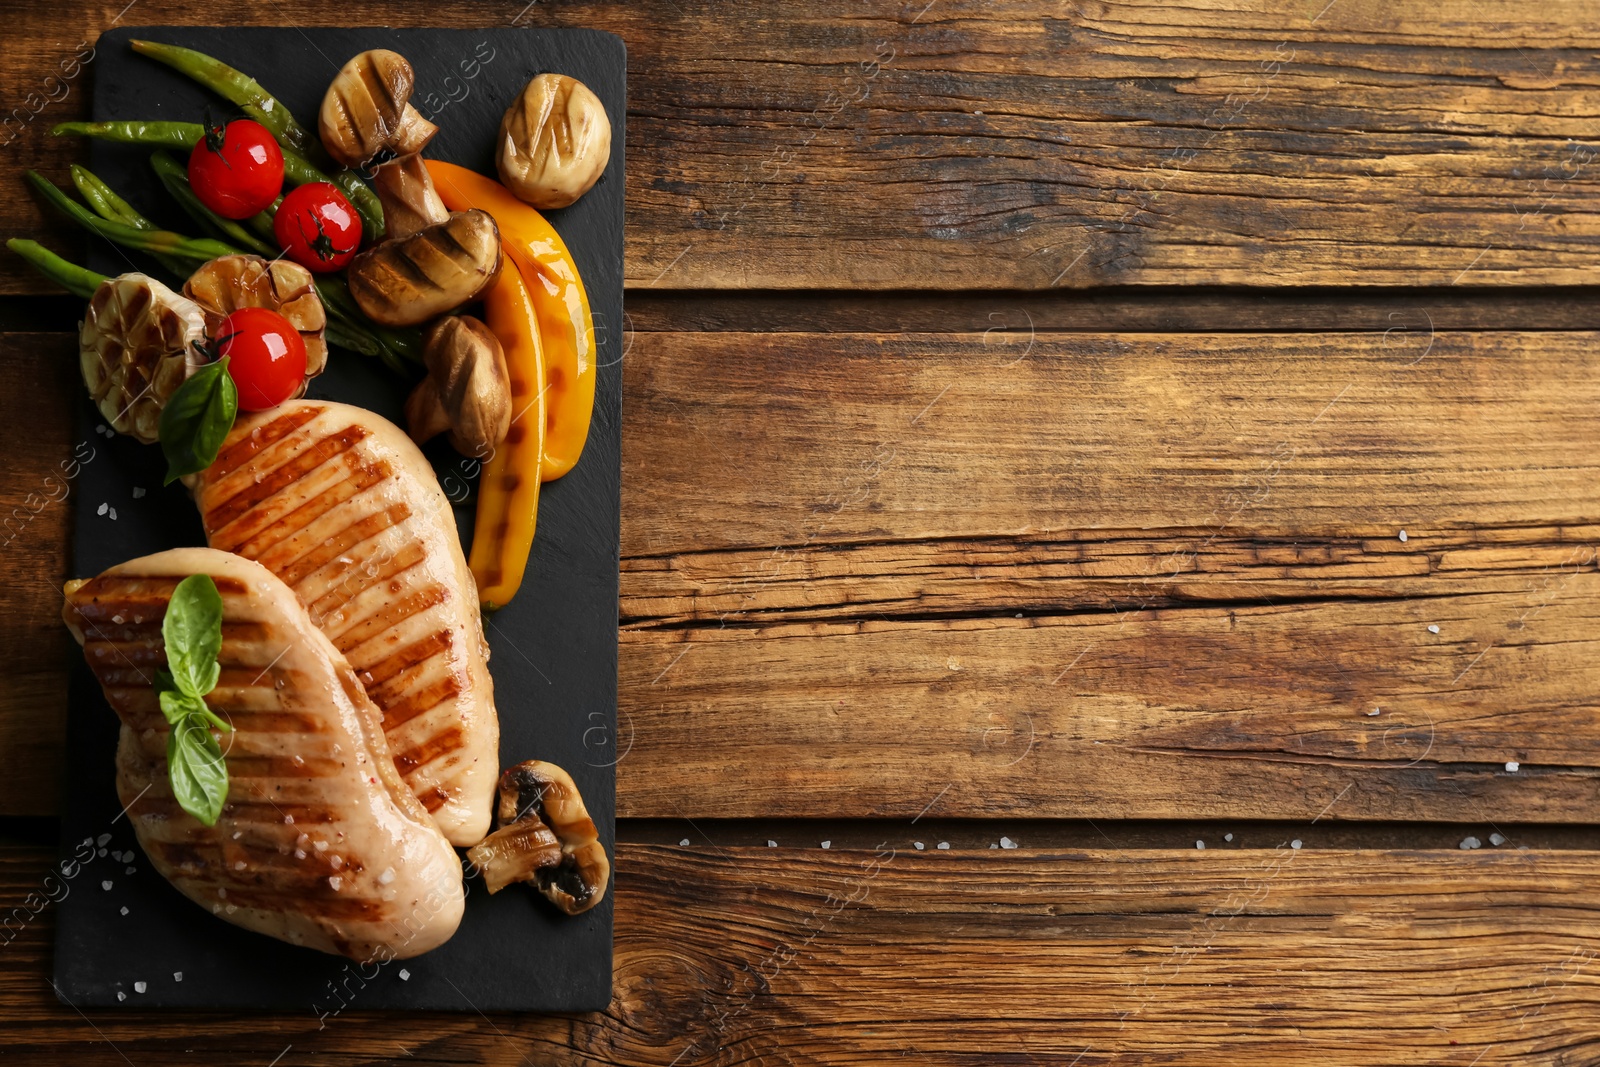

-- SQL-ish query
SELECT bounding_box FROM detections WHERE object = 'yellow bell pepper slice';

[425,160,595,482]
[470,254,546,610]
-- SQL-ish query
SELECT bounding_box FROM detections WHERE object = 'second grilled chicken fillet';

[193,400,499,846]
[63,548,464,960]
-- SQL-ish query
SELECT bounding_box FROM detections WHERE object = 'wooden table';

[3,2,1599,1062]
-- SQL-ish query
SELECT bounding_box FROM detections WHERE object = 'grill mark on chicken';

[211,406,320,479]
[196,403,500,847]
[391,726,465,775]
[66,551,464,959]
[205,426,369,532]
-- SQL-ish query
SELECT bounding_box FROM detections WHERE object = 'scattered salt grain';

[97,834,111,846]
[314,841,328,851]
[1490,833,1507,846]
[1428,625,1440,634]
[1224,833,1234,842]
[937,842,950,850]
[678,838,690,847]
[133,981,146,994]
[766,840,777,848]
[1367,707,1381,717]
[132,487,145,499]
[108,507,117,520]
[283,814,294,825]
[1460,836,1481,850]
[101,880,112,891]
[1290,840,1303,850]
[119,907,128,916]
[379,868,396,885]
[232,831,242,840]
[173,972,182,982]
[234,862,246,871]
[1399,530,1408,542]
[1196,840,1206,850]
[399,969,411,981]
[988,843,998,849]
[1506,761,1520,773]
[125,866,135,875]
[328,875,343,891]
[98,848,107,857]
[96,502,107,517]
[116,992,126,1002]
[1000,836,1017,849]
[914,842,925,850]
[294,849,306,860]
[821,841,831,849]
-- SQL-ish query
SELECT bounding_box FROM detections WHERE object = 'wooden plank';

[5,2,1600,292]
[622,329,1600,556]
[4,841,1600,1063]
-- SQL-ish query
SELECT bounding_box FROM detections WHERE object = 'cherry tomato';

[187,119,284,219]
[273,182,362,272]
[216,307,306,411]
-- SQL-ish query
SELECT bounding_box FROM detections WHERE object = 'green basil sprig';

[156,574,231,826]
[159,356,237,485]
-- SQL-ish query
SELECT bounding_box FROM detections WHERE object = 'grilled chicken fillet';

[63,548,464,960]
[192,400,499,846]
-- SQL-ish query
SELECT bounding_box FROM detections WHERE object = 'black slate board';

[53,26,623,1013]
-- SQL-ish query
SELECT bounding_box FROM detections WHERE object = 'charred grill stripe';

[418,785,452,813]
[277,502,413,588]
[210,406,322,480]
[305,541,429,626]
[205,425,370,533]
[234,461,395,561]
[375,671,463,730]
[391,725,465,775]
[357,628,452,688]
[327,583,448,651]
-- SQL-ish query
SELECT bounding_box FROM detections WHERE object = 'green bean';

[69,164,193,278]
[6,239,107,298]
[247,196,282,245]
[123,40,385,240]
[26,170,239,263]
[55,120,385,242]
[129,38,321,160]
[149,150,276,258]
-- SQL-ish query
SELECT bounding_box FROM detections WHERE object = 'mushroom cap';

[464,760,609,914]
[405,315,511,457]
[346,210,502,327]
[79,273,207,444]
[318,49,438,169]
[496,73,611,209]
[183,255,328,385]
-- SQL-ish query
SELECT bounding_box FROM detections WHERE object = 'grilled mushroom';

[79,273,207,444]
[370,153,450,241]
[465,761,609,915]
[405,316,511,457]
[497,73,611,209]
[183,255,328,384]
[318,49,438,170]
[346,210,502,327]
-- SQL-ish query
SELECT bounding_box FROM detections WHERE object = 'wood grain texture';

[4,841,1600,1064]
[4,1,1600,292]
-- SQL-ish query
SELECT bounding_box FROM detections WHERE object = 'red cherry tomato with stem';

[273,182,362,272]
[215,307,306,412]
[188,118,284,219]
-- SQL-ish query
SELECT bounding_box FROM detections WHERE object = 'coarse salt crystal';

[97,834,111,846]
[678,839,690,847]
[766,840,777,848]
[1506,761,1520,772]
[399,969,410,981]
[96,502,107,517]
[119,907,128,916]
[314,841,328,851]
[116,992,126,1002]
[1196,840,1206,850]
[173,972,182,982]
[1490,833,1507,846]
[1290,840,1303,850]
[937,842,950,850]
[294,849,306,860]
[1224,833,1234,842]
[330,855,343,870]
[133,981,146,993]
[379,868,396,885]
[328,875,343,891]
[1428,625,1440,634]
[1399,530,1408,542]
[1000,836,1017,849]
[101,880,112,891]
[821,841,831,849]
[132,487,146,499]
[914,842,925,850]
[125,866,135,875]
[1460,836,1481,849]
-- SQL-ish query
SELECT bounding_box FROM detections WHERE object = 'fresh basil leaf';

[166,716,228,827]
[160,356,237,485]
[158,687,195,727]
[163,574,223,698]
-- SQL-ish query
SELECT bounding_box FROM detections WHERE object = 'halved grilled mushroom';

[183,255,328,383]
[370,153,450,241]
[405,315,511,457]
[465,760,609,915]
[318,49,438,170]
[497,73,611,210]
[346,210,501,327]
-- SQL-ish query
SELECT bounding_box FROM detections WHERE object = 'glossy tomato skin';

[188,120,284,219]
[218,307,307,411]
[273,182,362,272]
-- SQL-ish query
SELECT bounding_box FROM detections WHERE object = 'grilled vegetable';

[370,154,448,241]
[213,307,307,412]
[28,170,237,264]
[149,150,278,258]
[496,73,612,210]
[274,182,361,272]
[6,239,107,299]
[465,257,545,609]
[187,118,284,219]
[405,315,511,458]
[426,161,596,481]
[318,50,436,170]
[183,254,327,384]
[465,760,609,914]
[80,272,208,444]
[345,209,501,327]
